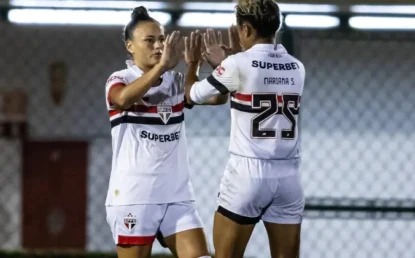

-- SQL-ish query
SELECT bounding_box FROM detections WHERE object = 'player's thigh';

[163,228,209,258]
[264,222,301,258]
[106,204,166,257]
[215,156,269,258]
[262,174,304,258]
[160,201,209,258]
[213,211,255,258]
[116,244,153,258]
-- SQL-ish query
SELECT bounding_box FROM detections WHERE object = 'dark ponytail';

[123,6,156,42]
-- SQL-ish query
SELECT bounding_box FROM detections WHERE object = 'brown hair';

[236,0,282,39]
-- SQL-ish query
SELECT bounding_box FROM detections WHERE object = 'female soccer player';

[184,0,306,257]
[104,6,226,258]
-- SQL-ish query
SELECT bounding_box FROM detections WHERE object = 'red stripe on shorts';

[118,235,156,245]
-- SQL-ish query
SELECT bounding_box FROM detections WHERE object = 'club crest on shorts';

[124,213,136,231]
[157,105,172,124]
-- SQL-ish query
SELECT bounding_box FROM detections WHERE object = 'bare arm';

[205,91,229,105]
[184,61,199,106]
[186,55,240,105]
[109,64,165,109]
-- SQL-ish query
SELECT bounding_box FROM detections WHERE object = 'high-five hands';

[184,30,202,65]
[201,26,242,68]
[222,26,242,56]
[202,28,226,68]
[159,31,182,72]
[183,26,242,68]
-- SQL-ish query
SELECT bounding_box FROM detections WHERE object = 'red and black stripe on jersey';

[109,101,185,128]
[110,114,184,127]
[109,102,185,116]
[204,75,301,115]
[230,93,300,115]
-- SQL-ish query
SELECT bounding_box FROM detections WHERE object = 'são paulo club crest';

[157,105,172,124]
[124,213,137,231]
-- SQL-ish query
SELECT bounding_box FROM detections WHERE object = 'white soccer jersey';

[105,60,194,205]
[190,44,305,160]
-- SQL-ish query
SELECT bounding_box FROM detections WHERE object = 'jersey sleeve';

[190,56,239,104]
[105,71,128,107]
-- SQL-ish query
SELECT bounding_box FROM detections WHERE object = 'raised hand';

[159,31,182,71]
[222,26,242,56]
[184,30,202,64]
[202,28,227,68]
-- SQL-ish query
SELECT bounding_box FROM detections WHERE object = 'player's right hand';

[159,31,182,71]
[222,25,242,56]
[202,28,226,68]
[184,30,202,64]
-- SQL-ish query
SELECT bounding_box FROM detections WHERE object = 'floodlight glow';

[351,5,415,15]
[285,15,340,29]
[10,0,168,10]
[8,8,171,26]
[178,12,236,28]
[349,16,415,30]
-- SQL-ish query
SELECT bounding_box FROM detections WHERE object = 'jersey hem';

[228,151,301,161]
[105,198,196,206]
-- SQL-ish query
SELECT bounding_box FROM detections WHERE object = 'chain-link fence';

[0,21,415,258]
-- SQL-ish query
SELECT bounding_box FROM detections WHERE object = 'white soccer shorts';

[106,201,204,245]
[217,154,305,225]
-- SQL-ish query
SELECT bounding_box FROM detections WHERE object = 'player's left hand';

[159,31,182,72]
[184,30,202,65]
[202,28,227,69]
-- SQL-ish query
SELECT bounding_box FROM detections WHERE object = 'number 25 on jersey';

[251,93,300,139]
